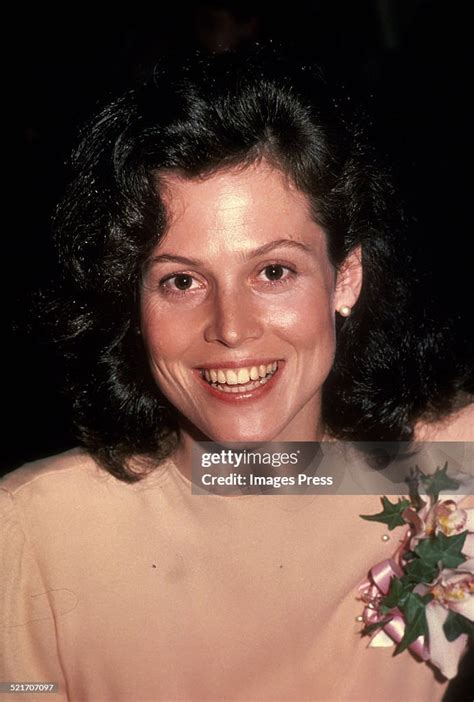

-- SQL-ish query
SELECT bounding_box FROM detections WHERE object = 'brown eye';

[159,272,204,297]
[173,274,193,290]
[264,264,285,281]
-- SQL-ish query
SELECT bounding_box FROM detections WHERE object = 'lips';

[195,359,283,401]
[200,362,278,386]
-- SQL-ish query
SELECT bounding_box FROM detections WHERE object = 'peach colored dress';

[0,447,466,702]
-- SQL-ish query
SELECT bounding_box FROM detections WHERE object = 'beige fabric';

[0,448,462,701]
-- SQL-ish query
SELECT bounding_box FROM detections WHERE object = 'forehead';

[155,163,325,256]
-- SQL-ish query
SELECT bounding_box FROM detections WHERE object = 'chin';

[198,421,286,446]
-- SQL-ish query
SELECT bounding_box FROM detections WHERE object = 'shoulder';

[0,448,173,520]
[415,397,474,441]
[0,448,108,501]
[0,449,133,552]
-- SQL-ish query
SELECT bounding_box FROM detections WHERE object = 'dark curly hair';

[51,44,467,481]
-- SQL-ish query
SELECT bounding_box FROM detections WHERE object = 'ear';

[334,246,363,312]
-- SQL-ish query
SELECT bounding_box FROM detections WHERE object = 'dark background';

[2,3,473,697]
[3,1,473,474]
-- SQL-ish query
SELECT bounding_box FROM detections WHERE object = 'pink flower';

[416,570,474,679]
[359,486,474,681]
[434,501,469,536]
[402,499,474,557]
[429,571,474,616]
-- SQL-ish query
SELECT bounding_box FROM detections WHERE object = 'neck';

[172,417,327,482]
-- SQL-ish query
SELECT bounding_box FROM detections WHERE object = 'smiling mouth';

[199,362,279,394]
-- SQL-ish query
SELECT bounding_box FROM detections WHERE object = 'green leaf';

[404,466,426,511]
[420,593,435,606]
[360,618,393,636]
[414,531,467,570]
[394,596,428,655]
[403,592,431,622]
[360,496,411,530]
[402,559,438,585]
[443,611,474,642]
[419,462,460,502]
[380,577,412,613]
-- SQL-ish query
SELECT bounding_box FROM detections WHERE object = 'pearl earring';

[338,305,352,317]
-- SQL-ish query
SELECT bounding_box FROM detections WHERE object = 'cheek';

[299,317,336,372]
[272,290,335,350]
[140,301,190,365]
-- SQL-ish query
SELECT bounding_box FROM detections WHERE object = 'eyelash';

[158,264,297,298]
[258,264,296,287]
[159,274,203,298]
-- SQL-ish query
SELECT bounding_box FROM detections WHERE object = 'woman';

[1,46,472,701]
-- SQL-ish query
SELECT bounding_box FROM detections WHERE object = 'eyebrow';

[149,239,316,268]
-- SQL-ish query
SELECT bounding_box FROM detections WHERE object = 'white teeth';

[212,374,273,393]
[226,370,238,385]
[237,368,250,384]
[201,361,279,388]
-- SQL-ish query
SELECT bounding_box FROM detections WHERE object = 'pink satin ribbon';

[359,558,430,661]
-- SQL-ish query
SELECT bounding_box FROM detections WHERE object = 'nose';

[203,286,264,348]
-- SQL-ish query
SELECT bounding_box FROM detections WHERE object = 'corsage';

[358,463,473,679]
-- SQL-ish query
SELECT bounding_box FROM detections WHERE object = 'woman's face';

[140,163,360,447]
